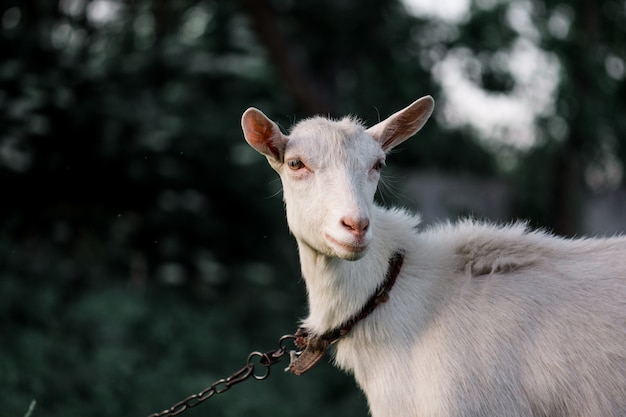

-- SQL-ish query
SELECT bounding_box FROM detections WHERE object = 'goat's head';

[241,96,434,260]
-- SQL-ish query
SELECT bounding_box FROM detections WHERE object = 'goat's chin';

[336,249,368,261]
[324,234,369,261]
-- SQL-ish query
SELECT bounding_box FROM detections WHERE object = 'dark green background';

[1,0,624,416]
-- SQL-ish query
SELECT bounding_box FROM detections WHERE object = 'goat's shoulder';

[426,220,626,278]
[420,220,561,277]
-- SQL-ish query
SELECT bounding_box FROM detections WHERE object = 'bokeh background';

[1,0,625,416]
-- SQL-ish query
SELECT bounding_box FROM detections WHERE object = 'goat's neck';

[297,206,406,335]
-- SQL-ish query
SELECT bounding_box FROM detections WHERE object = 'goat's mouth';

[325,233,369,257]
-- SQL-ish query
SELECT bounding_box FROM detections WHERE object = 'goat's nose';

[341,216,370,236]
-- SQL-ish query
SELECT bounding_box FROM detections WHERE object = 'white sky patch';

[86,0,122,26]
[433,39,560,150]
[505,1,540,41]
[403,0,471,22]
[404,0,561,151]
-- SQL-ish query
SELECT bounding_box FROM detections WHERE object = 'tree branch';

[239,0,335,115]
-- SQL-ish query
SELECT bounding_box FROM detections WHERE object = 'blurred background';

[1,0,625,416]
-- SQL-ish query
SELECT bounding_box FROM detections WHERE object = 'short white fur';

[241,96,626,417]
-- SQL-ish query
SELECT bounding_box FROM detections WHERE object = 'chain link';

[147,334,297,417]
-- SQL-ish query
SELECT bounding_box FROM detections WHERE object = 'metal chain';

[147,334,297,417]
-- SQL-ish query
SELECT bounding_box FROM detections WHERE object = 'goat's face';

[242,96,434,261]
[278,118,385,260]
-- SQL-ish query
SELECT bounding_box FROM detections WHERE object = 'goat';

[241,96,626,417]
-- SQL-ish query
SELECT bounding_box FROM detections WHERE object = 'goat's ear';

[367,95,435,152]
[241,108,288,163]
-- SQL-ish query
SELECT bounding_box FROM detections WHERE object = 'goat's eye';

[287,159,305,170]
[373,160,385,172]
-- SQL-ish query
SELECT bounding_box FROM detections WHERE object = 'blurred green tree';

[0,0,624,416]
[439,0,626,234]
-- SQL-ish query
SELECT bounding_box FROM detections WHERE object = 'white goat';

[241,96,626,417]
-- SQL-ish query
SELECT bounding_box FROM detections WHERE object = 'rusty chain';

[147,334,298,417]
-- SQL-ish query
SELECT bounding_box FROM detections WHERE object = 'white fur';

[241,96,626,417]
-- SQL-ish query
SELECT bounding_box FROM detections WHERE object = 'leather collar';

[288,251,404,375]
